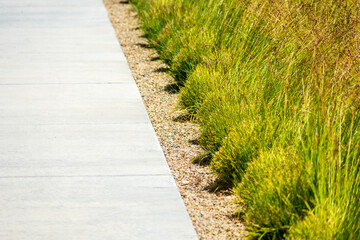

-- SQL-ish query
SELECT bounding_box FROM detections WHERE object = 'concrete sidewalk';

[0,0,198,239]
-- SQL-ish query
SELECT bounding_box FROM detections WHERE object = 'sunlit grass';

[130,0,360,238]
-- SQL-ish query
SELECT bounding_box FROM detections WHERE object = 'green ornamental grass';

[130,0,360,238]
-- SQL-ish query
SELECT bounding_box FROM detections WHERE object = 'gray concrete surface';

[0,0,198,239]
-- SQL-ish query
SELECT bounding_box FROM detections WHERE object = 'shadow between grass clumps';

[118,0,129,4]
[190,153,230,192]
[190,153,232,193]
[164,83,180,94]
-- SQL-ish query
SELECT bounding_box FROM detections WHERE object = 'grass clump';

[131,0,360,238]
[236,147,313,239]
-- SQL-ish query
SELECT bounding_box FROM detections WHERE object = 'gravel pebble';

[103,1,247,239]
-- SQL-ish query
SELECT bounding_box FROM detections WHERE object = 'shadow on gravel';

[119,0,129,4]
[204,179,231,193]
[173,113,193,122]
[189,139,200,145]
[229,211,245,221]
[164,83,180,94]
[155,67,170,73]
[191,152,212,166]
[150,56,161,61]
[136,43,153,49]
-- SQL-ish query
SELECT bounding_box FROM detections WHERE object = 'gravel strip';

[103,1,247,239]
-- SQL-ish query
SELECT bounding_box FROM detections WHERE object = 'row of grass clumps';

[130,0,360,238]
